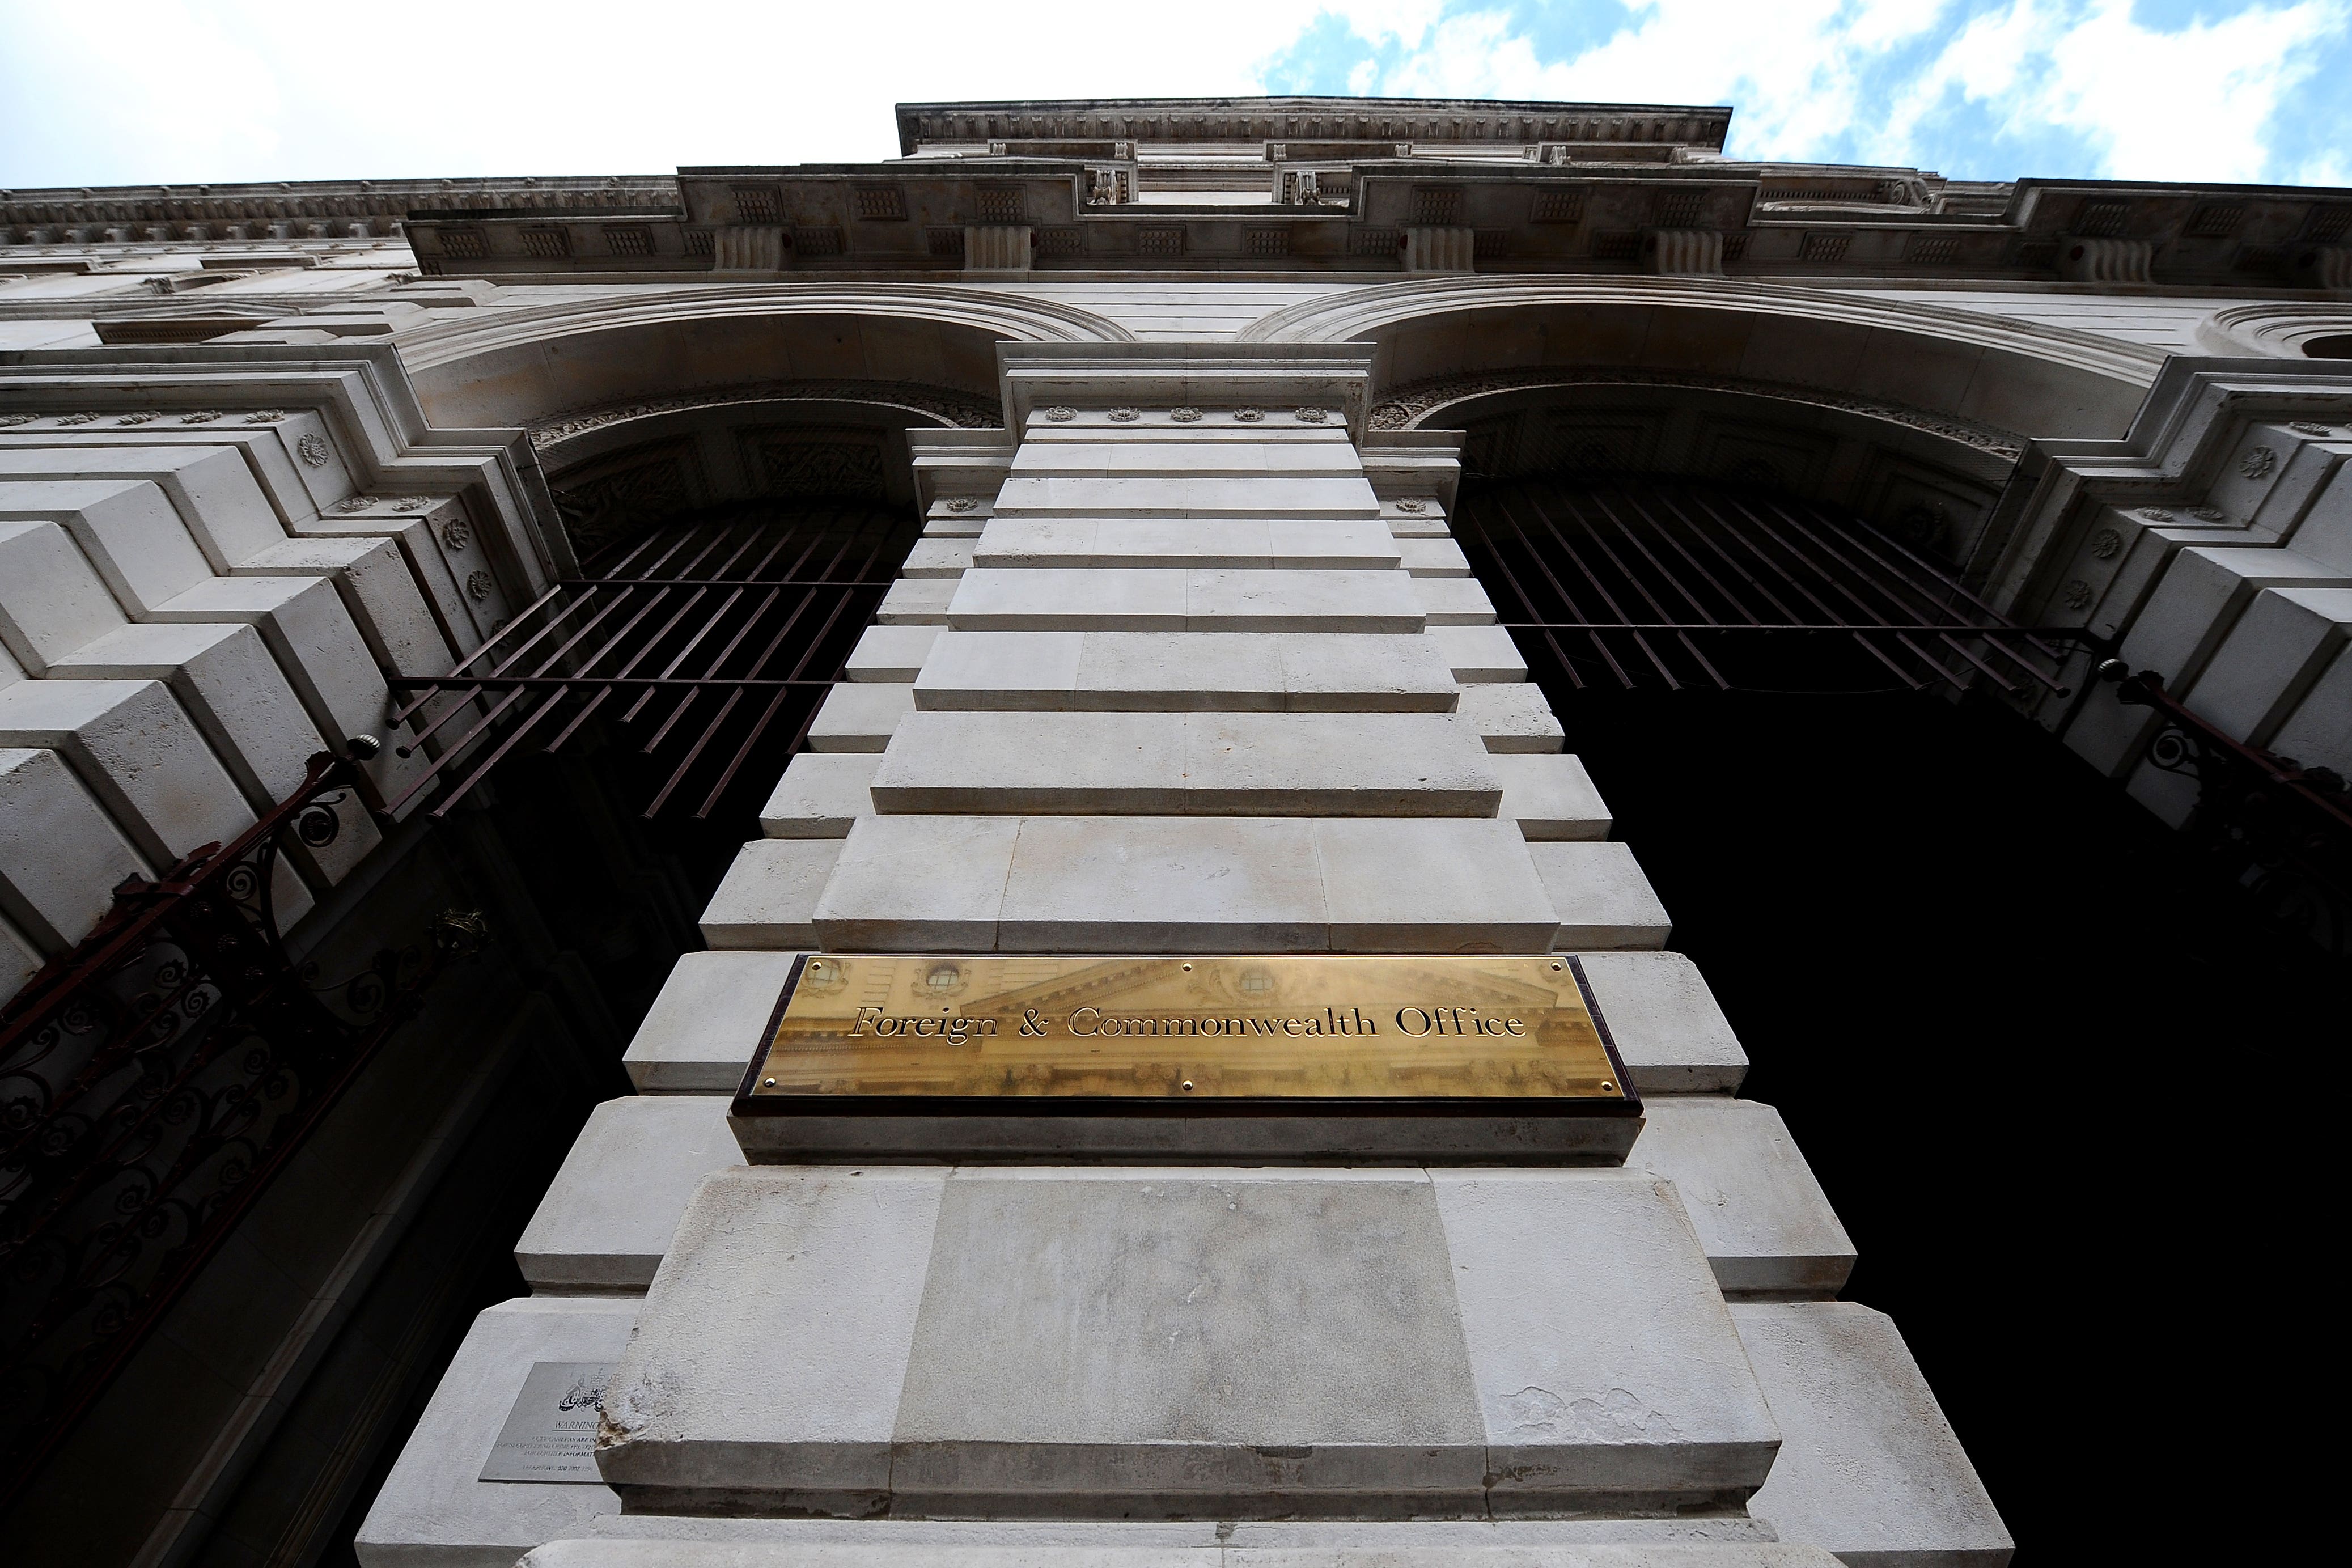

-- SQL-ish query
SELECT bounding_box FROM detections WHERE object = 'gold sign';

[737,955,1630,1106]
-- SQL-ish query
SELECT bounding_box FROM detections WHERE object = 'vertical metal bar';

[425,689,580,818]
[1812,503,2071,663]
[1705,493,1940,689]
[1613,490,1770,625]
[1755,500,2018,692]
[1449,492,1586,690]
[654,514,883,815]
[1513,490,1679,689]
[1477,489,1632,688]
[1573,491,1730,690]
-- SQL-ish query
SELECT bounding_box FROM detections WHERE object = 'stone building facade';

[2,96,2347,1568]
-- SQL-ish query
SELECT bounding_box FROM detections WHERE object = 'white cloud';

[1310,1,1956,159]
[2,0,1344,183]
[1300,0,2343,183]
[1,0,2343,188]
[1890,0,2337,181]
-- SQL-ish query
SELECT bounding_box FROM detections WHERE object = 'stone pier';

[355,346,2009,1568]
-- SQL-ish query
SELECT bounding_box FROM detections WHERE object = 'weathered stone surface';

[50,620,379,882]
[972,517,1401,570]
[1387,505,1455,537]
[1494,754,1612,840]
[699,840,843,950]
[876,577,959,625]
[1429,625,1529,682]
[1456,683,1566,751]
[0,477,213,615]
[624,951,803,1095]
[240,532,456,679]
[1631,1100,1855,1299]
[1312,818,1561,952]
[912,631,1457,713]
[759,753,880,838]
[991,816,1325,952]
[888,1171,1485,1513]
[947,569,1424,633]
[1397,537,1473,577]
[1529,842,1672,950]
[1573,952,1748,1095]
[516,1097,746,1292]
[596,1168,1783,1519]
[868,711,1500,816]
[1434,1171,1782,1509]
[0,745,148,950]
[1008,435,1362,477]
[1734,1302,2013,1566]
[993,474,1380,519]
[148,572,390,748]
[0,442,285,571]
[844,625,939,683]
[1411,577,1499,625]
[2184,584,2352,743]
[0,519,128,671]
[597,1167,950,1506]
[0,909,39,1008]
[520,1525,1830,1563]
[354,1295,633,1567]
[807,684,915,753]
[0,676,252,866]
[811,815,1559,953]
[811,815,1025,951]
[901,540,973,578]
[53,621,328,804]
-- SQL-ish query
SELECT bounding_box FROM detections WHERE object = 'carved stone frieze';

[528,379,1000,452]
[1367,366,2025,458]
[736,427,889,502]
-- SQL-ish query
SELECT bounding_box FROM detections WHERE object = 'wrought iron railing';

[0,748,482,1503]
[385,503,917,821]
[2105,662,2352,959]
[1456,481,2099,694]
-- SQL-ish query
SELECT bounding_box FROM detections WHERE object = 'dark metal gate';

[1455,481,2093,696]
[386,502,917,821]
[0,753,479,1503]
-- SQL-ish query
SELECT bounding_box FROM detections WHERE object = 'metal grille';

[0,753,478,1503]
[387,502,916,821]
[1455,481,2092,695]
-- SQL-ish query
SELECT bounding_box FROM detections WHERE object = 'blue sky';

[1,1,2345,189]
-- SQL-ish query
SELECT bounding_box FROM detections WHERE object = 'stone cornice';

[0,175,676,229]
[378,166,2348,290]
[892,97,1734,155]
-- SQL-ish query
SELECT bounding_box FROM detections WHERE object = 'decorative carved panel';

[550,438,707,562]
[735,426,889,503]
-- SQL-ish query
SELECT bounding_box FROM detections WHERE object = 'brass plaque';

[736,955,1631,1109]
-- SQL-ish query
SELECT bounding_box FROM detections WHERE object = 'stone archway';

[1240,274,2163,443]
[395,282,1134,431]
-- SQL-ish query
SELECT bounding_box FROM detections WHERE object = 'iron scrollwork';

[0,747,482,1503]
[2104,662,2352,958]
